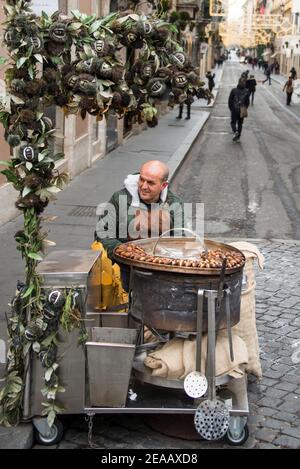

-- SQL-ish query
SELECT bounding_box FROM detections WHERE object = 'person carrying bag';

[228,79,250,142]
[240,105,248,118]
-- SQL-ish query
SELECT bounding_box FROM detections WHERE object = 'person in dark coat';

[228,79,250,142]
[262,66,272,85]
[206,71,215,93]
[290,67,297,80]
[246,74,257,105]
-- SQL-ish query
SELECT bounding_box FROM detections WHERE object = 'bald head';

[138,160,169,204]
[140,161,169,182]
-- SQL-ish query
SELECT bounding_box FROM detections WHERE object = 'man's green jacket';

[95,186,184,259]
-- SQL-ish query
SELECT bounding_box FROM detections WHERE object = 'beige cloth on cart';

[144,331,248,380]
[229,241,264,379]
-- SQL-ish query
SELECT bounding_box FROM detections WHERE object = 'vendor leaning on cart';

[95,160,184,289]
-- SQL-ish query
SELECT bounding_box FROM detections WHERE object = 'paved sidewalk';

[252,67,300,98]
[271,73,300,100]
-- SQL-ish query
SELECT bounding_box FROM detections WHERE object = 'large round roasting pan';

[113,238,245,332]
[113,238,245,275]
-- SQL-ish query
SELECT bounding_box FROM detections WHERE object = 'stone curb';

[0,424,34,449]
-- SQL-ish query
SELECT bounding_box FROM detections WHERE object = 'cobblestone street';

[249,240,300,449]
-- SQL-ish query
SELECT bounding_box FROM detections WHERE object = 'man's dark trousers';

[178,103,191,119]
[231,112,244,137]
[287,92,293,105]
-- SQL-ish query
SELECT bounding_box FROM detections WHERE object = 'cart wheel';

[225,424,249,446]
[34,419,64,446]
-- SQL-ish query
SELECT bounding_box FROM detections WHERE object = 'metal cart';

[29,248,249,446]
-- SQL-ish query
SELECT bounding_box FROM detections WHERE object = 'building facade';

[268,0,300,75]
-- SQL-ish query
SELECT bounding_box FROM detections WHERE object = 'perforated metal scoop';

[194,399,230,441]
[183,290,208,399]
[184,371,208,398]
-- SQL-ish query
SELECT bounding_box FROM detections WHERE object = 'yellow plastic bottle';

[91,241,113,308]
[91,241,128,309]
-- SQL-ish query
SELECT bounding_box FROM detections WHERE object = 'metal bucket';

[86,327,137,407]
[130,268,243,332]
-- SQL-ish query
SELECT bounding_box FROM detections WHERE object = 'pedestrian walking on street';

[283,77,294,106]
[246,74,257,106]
[290,67,297,80]
[228,78,250,142]
[262,66,272,85]
[206,71,215,93]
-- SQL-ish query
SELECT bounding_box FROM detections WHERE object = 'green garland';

[0,0,212,428]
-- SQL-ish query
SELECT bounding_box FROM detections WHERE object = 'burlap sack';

[230,242,264,379]
[181,331,248,379]
[144,338,185,379]
[144,333,248,380]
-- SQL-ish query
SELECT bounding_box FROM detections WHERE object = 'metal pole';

[196,289,204,373]
[207,290,216,402]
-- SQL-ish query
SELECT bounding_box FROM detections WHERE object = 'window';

[110,0,119,13]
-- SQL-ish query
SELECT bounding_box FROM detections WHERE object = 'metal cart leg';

[225,416,249,446]
[33,417,64,446]
[207,290,217,401]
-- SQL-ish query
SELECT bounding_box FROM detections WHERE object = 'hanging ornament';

[19,145,39,163]
[170,51,187,69]
[147,78,167,97]
[26,35,44,53]
[47,290,66,311]
[173,72,188,88]
[49,22,68,43]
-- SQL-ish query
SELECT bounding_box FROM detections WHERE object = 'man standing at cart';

[95,160,185,288]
